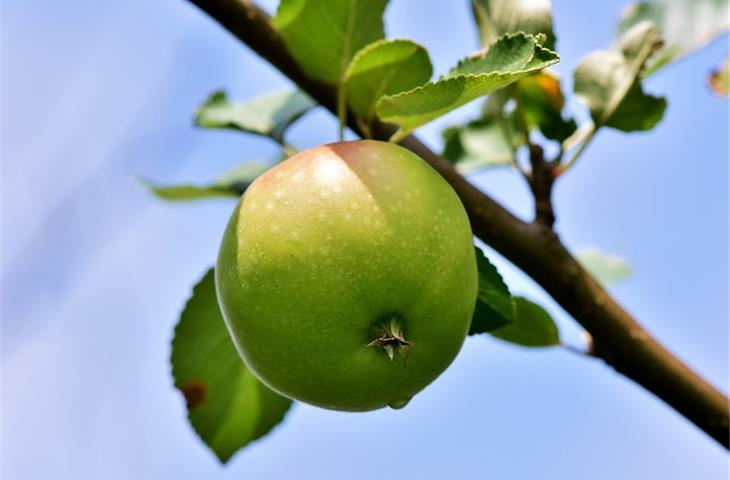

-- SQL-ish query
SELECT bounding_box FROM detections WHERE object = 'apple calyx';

[367,315,413,367]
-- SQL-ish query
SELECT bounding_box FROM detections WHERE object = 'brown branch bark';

[511,84,556,227]
[185,0,729,447]
[525,143,555,227]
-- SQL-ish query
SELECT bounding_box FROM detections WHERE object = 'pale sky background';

[2,0,728,479]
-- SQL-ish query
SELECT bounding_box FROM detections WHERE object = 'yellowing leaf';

[517,71,576,141]
[709,56,730,97]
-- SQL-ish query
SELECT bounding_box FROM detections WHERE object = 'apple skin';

[216,140,477,411]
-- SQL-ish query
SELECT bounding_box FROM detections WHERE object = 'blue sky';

[2,0,728,478]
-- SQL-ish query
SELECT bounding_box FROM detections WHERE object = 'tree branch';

[185,0,729,447]
[526,143,556,227]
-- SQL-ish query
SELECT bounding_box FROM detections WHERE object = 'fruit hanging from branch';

[215,140,478,411]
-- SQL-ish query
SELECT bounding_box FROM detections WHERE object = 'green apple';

[216,140,477,411]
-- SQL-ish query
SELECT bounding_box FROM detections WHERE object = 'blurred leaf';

[171,269,293,463]
[517,71,577,141]
[490,297,560,347]
[442,117,516,172]
[605,78,667,131]
[574,22,667,132]
[195,90,315,141]
[577,248,632,286]
[709,56,730,96]
[472,0,556,49]
[139,182,239,201]
[344,39,432,123]
[273,0,389,85]
[470,246,514,334]
[618,0,730,75]
[377,33,558,136]
[139,162,270,202]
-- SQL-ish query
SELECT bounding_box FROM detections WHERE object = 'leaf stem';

[388,128,408,144]
[356,117,373,140]
[272,135,298,158]
[493,104,524,175]
[337,81,347,141]
[281,142,297,158]
[510,84,532,149]
[554,124,596,176]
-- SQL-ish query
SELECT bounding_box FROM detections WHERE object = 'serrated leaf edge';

[375,33,559,131]
[444,32,558,80]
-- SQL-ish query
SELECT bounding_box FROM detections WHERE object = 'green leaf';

[618,0,730,75]
[577,248,632,286]
[605,78,667,131]
[376,33,559,136]
[709,55,730,96]
[139,182,239,201]
[195,90,315,141]
[472,0,556,50]
[469,247,514,334]
[171,269,293,463]
[490,296,560,347]
[344,39,432,123]
[574,22,667,132]
[517,71,577,141]
[442,117,516,173]
[273,0,389,85]
[139,163,270,202]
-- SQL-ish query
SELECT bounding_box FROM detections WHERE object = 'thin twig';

[555,124,596,176]
[511,84,555,227]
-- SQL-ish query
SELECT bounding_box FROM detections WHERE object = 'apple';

[216,140,477,411]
